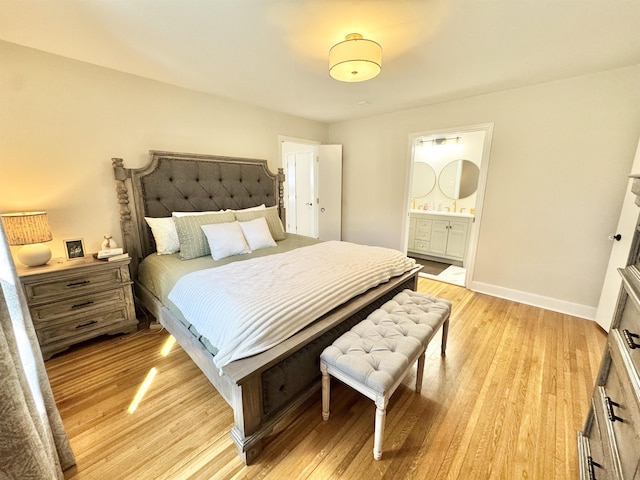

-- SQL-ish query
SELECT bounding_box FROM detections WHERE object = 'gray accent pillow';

[173,212,236,259]
[234,206,286,241]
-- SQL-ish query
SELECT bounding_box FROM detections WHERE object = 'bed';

[112,150,421,464]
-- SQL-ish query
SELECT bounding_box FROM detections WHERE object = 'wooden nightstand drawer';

[23,266,126,304]
[36,308,135,358]
[30,288,127,323]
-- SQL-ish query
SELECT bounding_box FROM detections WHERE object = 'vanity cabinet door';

[446,221,470,258]
[430,220,449,255]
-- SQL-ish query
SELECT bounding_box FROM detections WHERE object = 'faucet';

[452,200,457,212]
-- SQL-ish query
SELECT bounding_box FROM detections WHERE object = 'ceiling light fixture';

[329,33,382,82]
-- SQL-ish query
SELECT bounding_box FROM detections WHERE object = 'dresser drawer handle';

[587,456,601,480]
[66,280,90,287]
[622,329,640,349]
[75,320,98,329]
[71,301,94,309]
[605,396,623,423]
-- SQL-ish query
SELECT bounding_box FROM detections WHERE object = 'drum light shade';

[329,33,382,82]
[1,211,53,267]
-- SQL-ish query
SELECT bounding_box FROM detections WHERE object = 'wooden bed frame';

[112,150,421,464]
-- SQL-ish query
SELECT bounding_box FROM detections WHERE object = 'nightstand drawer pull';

[623,328,640,349]
[71,301,95,309]
[75,320,98,329]
[605,396,623,423]
[66,280,91,287]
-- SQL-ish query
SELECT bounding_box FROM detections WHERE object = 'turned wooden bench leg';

[373,396,388,461]
[321,361,330,421]
[441,317,450,355]
[416,351,425,394]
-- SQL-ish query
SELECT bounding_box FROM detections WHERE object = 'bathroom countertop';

[410,209,475,218]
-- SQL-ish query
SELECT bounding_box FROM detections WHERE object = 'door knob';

[608,233,622,241]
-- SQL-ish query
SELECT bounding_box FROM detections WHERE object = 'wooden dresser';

[578,175,640,479]
[17,255,138,360]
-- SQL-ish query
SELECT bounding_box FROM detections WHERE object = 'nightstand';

[16,255,138,360]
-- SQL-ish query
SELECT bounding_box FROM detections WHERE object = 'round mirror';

[411,162,437,198]
[439,159,480,199]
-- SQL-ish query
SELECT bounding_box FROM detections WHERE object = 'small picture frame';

[64,238,86,260]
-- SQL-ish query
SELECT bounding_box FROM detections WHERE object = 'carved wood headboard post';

[277,167,286,227]
[112,158,141,279]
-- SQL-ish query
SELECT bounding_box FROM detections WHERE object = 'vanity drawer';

[415,219,432,235]
[601,346,640,479]
[413,240,431,253]
[29,288,128,323]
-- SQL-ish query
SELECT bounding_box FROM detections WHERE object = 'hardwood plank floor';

[46,278,606,479]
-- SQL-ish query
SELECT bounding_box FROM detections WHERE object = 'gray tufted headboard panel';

[112,150,285,275]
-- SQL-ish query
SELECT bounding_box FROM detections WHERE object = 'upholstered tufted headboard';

[112,150,285,277]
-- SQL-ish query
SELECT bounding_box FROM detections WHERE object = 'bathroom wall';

[411,130,485,214]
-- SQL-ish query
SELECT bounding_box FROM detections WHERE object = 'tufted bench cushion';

[321,290,451,395]
[320,289,451,460]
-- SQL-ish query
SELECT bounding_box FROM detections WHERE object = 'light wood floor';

[46,278,607,480]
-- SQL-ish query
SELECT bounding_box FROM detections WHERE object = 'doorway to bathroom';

[405,123,493,287]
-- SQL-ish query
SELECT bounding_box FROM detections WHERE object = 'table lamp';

[1,212,53,267]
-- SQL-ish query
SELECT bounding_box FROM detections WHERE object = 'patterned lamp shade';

[1,212,53,245]
[1,212,53,267]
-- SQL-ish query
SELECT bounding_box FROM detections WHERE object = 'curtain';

[0,223,75,479]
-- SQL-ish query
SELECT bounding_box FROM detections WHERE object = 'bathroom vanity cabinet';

[408,211,473,265]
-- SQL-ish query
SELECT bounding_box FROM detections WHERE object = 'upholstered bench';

[320,289,451,460]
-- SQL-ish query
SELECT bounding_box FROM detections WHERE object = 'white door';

[281,141,342,240]
[317,145,342,241]
[595,137,640,331]
[287,150,317,238]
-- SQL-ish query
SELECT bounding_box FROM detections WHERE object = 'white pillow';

[200,222,251,260]
[144,217,180,255]
[225,204,266,213]
[239,217,276,251]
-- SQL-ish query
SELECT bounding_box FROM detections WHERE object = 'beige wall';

[3,39,639,318]
[329,65,640,316]
[0,41,328,258]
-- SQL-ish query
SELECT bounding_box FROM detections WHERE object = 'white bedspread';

[167,241,416,370]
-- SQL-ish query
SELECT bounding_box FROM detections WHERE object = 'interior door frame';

[404,123,494,286]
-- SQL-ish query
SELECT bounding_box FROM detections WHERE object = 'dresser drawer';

[601,346,640,480]
[22,266,128,304]
[30,288,127,323]
[586,398,614,479]
[617,293,640,377]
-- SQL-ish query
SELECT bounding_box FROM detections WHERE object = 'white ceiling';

[1,0,639,123]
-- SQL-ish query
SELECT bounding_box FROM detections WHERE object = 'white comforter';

[167,241,416,370]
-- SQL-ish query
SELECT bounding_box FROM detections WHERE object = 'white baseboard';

[467,280,597,321]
